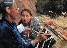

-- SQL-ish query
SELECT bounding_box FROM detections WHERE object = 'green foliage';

[36,0,46,14]
[36,0,67,18]
[36,0,59,18]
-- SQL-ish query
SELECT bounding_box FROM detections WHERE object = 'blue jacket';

[0,19,34,48]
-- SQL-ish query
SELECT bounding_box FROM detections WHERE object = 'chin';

[15,16,18,19]
[24,22,27,24]
[13,17,17,20]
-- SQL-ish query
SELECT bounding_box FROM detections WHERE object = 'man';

[0,0,47,48]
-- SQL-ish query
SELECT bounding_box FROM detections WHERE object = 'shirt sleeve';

[30,17,44,31]
[17,24,25,33]
[21,38,35,48]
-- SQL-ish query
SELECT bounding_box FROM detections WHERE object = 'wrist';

[31,40,35,47]
[33,39,40,44]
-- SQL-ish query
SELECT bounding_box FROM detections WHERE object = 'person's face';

[21,11,32,24]
[10,2,19,19]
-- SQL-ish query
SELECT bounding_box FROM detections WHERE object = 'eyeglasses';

[15,8,19,10]
[11,8,19,11]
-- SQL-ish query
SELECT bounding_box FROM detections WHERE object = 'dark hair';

[18,9,32,25]
[20,9,32,16]
[0,1,13,18]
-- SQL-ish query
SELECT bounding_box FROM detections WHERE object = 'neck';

[23,23,28,26]
[5,15,14,23]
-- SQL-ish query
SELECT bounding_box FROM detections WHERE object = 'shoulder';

[17,23,24,30]
[0,20,8,30]
[31,17,40,23]
[17,23,25,33]
[0,21,11,37]
[32,16,39,21]
[31,16,42,24]
[0,21,15,37]
[17,23,24,28]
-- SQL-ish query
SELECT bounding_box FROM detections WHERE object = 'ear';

[30,16,32,18]
[5,7,10,13]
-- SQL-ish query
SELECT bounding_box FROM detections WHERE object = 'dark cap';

[0,0,15,4]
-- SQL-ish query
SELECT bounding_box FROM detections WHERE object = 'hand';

[37,33,49,40]
[23,28,32,34]
[33,33,48,44]
[40,33,51,40]
[33,34,42,44]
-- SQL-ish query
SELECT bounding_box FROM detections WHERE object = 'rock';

[16,0,37,16]
[15,0,37,24]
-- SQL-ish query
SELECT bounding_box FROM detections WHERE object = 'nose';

[17,8,19,14]
[17,10,19,14]
[17,11,19,14]
[24,16,26,19]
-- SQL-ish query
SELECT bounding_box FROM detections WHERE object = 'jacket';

[0,18,34,48]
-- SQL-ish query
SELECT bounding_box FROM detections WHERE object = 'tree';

[36,0,66,17]
[36,0,46,14]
